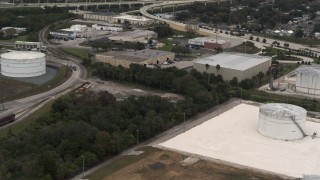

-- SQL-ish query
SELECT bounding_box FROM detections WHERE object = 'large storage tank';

[258,103,306,141]
[296,66,320,95]
[0,51,46,77]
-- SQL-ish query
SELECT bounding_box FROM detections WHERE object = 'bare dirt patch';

[103,147,285,180]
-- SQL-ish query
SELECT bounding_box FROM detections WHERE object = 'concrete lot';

[158,103,320,179]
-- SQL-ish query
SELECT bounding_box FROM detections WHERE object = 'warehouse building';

[15,41,43,50]
[83,12,115,22]
[49,30,77,39]
[96,49,175,68]
[92,24,123,32]
[108,30,157,44]
[112,15,154,26]
[193,52,271,81]
[188,37,231,49]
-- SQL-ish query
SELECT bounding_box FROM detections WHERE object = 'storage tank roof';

[260,103,306,117]
[0,51,45,60]
[296,66,320,75]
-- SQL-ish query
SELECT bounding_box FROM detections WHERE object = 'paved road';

[0,0,161,8]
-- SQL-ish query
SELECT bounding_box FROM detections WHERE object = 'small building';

[193,52,271,81]
[108,30,157,44]
[96,49,175,68]
[188,37,231,49]
[112,15,154,26]
[15,41,43,50]
[92,24,123,32]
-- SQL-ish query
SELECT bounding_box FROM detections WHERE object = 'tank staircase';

[290,116,307,137]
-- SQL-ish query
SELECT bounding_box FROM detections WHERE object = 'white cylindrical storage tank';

[258,103,306,141]
[296,66,320,95]
[0,51,46,78]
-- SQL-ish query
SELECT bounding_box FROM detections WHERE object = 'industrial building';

[188,37,231,49]
[14,41,43,50]
[112,15,154,26]
[62,24,87,32]
[0,51,46,77]
[258,103,306,141]
[296,66,320,95]
[193,52,271,81]
[96,49,175,68]
[49,30,77,39]
[108,30,157,44]
[83,12,115,22]
[92,24,123,32]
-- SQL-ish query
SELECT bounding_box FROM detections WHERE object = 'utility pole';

[136,130,139,145]
[81,155,85,178]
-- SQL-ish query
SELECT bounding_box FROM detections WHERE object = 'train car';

[0,112,15,126]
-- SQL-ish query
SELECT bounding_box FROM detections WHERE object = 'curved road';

[0,18,87,127]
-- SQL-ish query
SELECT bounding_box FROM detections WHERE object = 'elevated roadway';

[0,0,161,8]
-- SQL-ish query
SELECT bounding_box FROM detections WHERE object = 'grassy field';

[0,100,54,138]
[5,35,29,42]
[62,47,91,60]
[158,41,174,52]
[2,65,72,102]
[230,43,261,54]
[86,147,158,180]
[87,146,284,180]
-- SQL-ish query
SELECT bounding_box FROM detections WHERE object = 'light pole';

[81,155,85,178]
[136,130,139,145]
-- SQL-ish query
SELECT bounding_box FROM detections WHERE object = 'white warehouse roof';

[195,52,271,71]
[113,15,151,22]
[1,51,45,60]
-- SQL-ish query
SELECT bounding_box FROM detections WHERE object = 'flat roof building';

[193,52,271,81]
[188,37,231,49]
[96,49,175,68]
[108,30,157,44]
[83,12,115,22]
[112,15,154,26]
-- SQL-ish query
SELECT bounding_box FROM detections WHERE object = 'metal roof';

[1,51,45,60]
[195,52,271,71]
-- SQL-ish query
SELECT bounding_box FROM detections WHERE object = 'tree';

[249,36,253,40]
[230,77,238,86]
[216,64,221,75]
[256,37,260,42]
[294,29,304,38]
[205,64,210,83]
[153,24,172,38]
[257,71,264,84]
[262,38,266,43]
[185,23,199,35]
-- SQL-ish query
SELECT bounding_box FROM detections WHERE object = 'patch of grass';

[272,55,302,61]
[158,42,174,52]
[5,35,29,42]
[0,100,54,138]
[86,146,158,180]
[159,153,170,160]
[62,47,90,60]
[4,65,72,102]
[231,43,261,54]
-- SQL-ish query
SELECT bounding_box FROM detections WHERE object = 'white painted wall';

[1,57,46,77]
